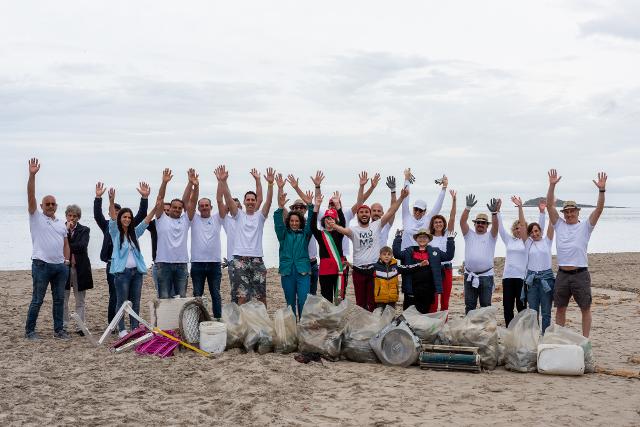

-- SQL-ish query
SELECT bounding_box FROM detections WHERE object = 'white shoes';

[118,330,129,338]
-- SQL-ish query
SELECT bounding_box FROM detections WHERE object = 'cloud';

[579,0,640,41]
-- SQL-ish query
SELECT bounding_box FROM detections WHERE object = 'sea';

[3,202,639,271]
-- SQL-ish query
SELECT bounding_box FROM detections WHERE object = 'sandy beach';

[1,252,639,426]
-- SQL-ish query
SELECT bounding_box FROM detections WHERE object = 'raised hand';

[548,169,562,185]
[404,168,415,184]
[332,191,342,205]
[275,173,286,189]
[465,194,477,210]
[95,182,106,198]
[371,173,381,187]
[187,168,199,186]
[386,176,396,192]
[399,187,409,200]
[278,192,289,209]
[593,172,607,190]
[538,198,547,213]
[264,167,276,184]
[358,171,369,186]
[315,193,324,207]
[303,190,313,205]
[511,195,523,207]
[28,158,41,175]
[395,229,403,237]
[287,174,299,188]
[162,168,173,183]
[486,198,500,213]
[108,188,116,202]
[440,175,448,188]
[214,165,228,182]
[137,182,151,198]
[250,168,260,181]
[310,170,325,187]
[449,189,457,200]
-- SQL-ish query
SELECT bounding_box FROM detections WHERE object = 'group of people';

[24,157,607,341]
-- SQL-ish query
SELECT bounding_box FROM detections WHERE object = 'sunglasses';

[413,208,425,213]
[291,205,306,210]
[44,202,57,207]
[474,221,488,225]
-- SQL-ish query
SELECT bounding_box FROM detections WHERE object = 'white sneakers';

[118,330,129,338]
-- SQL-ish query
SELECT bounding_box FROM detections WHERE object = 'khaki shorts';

[554,269,592,309]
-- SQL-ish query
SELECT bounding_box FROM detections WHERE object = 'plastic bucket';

[199,321,227,354]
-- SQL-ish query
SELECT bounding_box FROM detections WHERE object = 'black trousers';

[319,275,337,303]
[502,278,526,327]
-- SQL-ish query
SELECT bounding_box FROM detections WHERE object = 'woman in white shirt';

[427,189,457,312]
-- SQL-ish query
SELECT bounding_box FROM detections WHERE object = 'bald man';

[25,158,71,340]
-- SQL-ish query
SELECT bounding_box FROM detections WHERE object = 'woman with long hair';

[108,188,157,337]
[428,189,457,312]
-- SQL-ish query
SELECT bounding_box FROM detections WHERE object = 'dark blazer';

[66,223,94,291]
[94,197,148,263]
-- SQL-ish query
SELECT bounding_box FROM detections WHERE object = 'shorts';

[231,256,267,303]
[554,269,592,309]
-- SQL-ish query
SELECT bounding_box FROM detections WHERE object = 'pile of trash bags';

[540,324,595,373]
[402,307,448,343]
[297,295,350,360]
[273,306,298,354]
[342,305,395,363]
[504,309,540,373]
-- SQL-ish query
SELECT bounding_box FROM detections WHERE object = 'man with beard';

[333,187,408,311]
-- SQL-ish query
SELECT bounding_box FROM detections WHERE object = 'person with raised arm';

[427,189,457,312]
[460,195,500,314]
[154,168,194,298]
[220,166,275,306]
[516,198,555,334]
[25,158,71,340]
[547,169,607,337]
[400,168,447,250]
[188,168,226,320]
[273,184,314,317]
[107,188,157,337]
[370,176,398,247]
[332,187,408,311]
[94,181,149,325]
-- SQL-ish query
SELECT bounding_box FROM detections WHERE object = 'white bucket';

[199,321,227,354]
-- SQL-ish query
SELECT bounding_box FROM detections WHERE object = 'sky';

[2,0,640,208]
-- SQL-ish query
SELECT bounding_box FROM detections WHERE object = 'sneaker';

[54,330,71,340]
[25,331,41,341]
[118,330,129,338]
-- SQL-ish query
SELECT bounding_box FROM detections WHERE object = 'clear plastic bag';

[240,301,275,354]
[504,309,540,373]
[297,295,350,360]
[221,303,247,349]
[402,306,448,343]
[497,326,509,366]
[274,306,298,354]
[437,306,499,370]
[342,305,395,363]
[541,324,595,373]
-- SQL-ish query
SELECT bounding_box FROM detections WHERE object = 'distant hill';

[523,197,624,209]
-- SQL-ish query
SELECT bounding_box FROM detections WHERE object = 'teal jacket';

[274,205,313,276]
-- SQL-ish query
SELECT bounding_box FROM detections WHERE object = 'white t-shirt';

[349,220,383,267]
[430,235,451,265]
[125,246,137,268]
[498,213,527,279]
[155,213,190,263]
[308,236,318,259]
[553,218,593,267]
[463,230,497,273]
[342,210,354,257]
[400,187,446,250]
[29,211,67,264]
[231,210,266,257]
[222,215,236,260]
[526,237,553,272]
[379,223,391,248]
[190,213,223,262]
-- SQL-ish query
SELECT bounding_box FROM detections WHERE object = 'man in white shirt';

[188,169,225,319]
[547,169,607,338]
[154,168,194,298]
[460,195,500,314]
[370,176,399,247]
[25,158,71,340]
[333,188,408,311]
[219,165,275,306]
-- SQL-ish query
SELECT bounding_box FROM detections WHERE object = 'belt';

[558,267,588,275]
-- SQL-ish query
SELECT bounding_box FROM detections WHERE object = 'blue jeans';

[156,262,188,298]
[463,275,494,314]
[26,259,69,334]
[309,261,319,295]
[114,267,143,331]
[281,269,311,318]
[152,263,159,294]
[526,269,555,334]
[106,261,117,323]
[191,262,222,318]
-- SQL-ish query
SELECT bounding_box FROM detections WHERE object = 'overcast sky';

[3,0,640,207]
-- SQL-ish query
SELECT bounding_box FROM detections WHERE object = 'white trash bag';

[504,309,540,373]
[537,344,585,376]
[342,305,395,363]
[273,306,298,354]
[221,303,247,349]
[541,324,595,373]
[240,300,274,354]
[297,295,350,360]
[402,306,448,343]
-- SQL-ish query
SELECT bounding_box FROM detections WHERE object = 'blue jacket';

[274,205,313,276]
[392,234,455,294]
[108,219,149,274]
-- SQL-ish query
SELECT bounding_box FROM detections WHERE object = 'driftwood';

[596,366,640,379]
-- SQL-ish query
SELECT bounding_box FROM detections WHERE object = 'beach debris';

[419,344,481,373]
[496,326,508,366]
[370,316,420,367]
[178,299,212,344]
[297,295,350,361]
[541,324,595,373]
[402,307,447,344]
[342,305,394,363]
[537,344,585,376]
[221,303,247,349]
[504,309,540,373]
[240,300,275,354]
[149,297,197,330]
[595,366,640,379]
[274,306,298,354]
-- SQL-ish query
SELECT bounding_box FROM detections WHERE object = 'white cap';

[413,200,427,210]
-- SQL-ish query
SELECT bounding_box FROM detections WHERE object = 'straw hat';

[413,228,433,240]
[560,200,581,212]
[472,213,491,224]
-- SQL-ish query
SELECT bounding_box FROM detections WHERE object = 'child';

[374,246,424,310]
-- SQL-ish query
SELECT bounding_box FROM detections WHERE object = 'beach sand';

[1,252,639,426]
